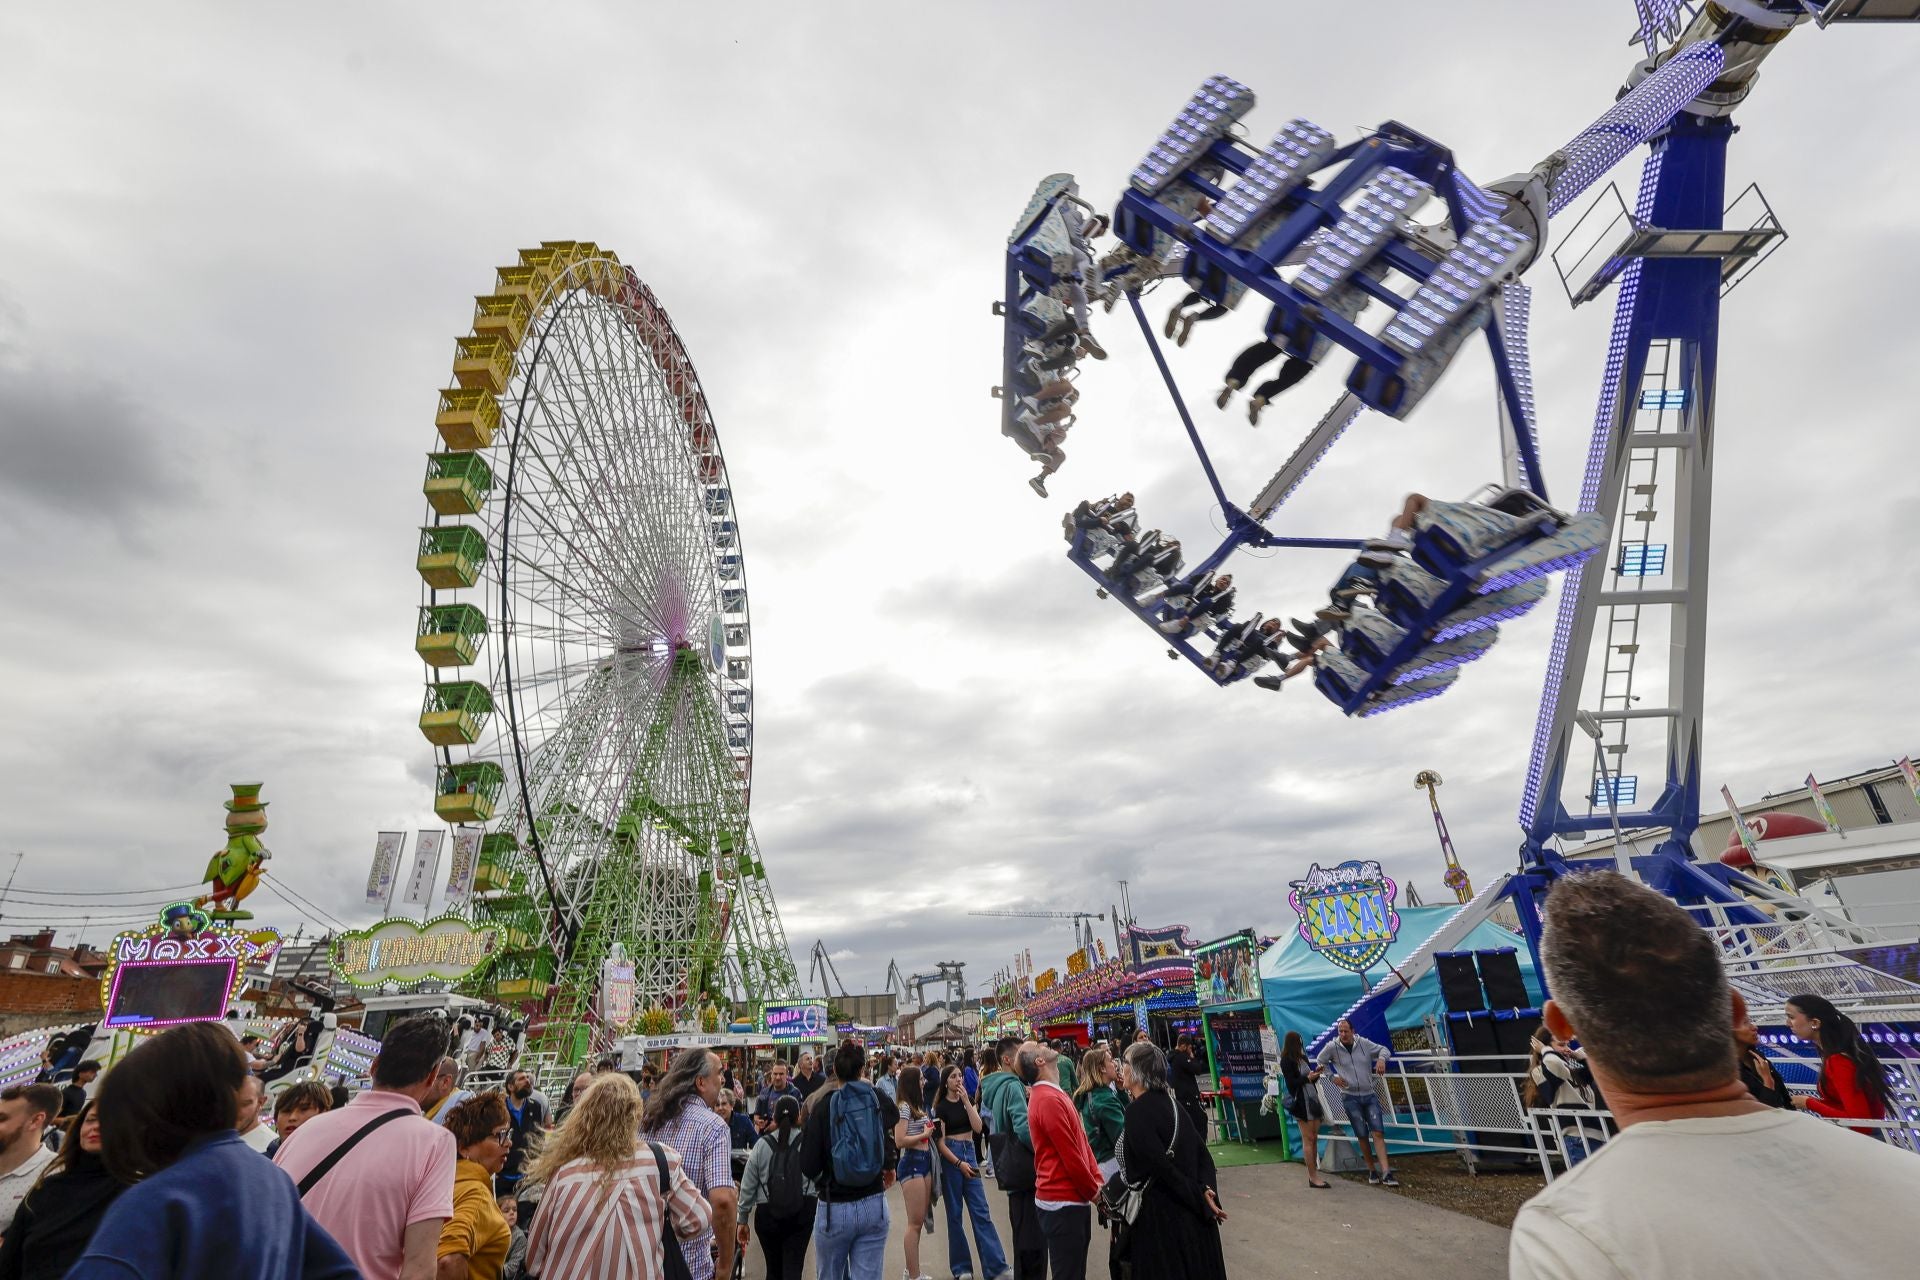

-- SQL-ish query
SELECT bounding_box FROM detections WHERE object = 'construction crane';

[808,940,848,999]
[883,959,910,1007]
[935,960,967,1005]
[903,968,944,1009]
[970,908,1106,960]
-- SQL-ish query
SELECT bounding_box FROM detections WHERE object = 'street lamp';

[1574,711,1634,877]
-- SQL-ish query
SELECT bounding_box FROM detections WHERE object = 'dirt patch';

[1331,1150,1545,1229]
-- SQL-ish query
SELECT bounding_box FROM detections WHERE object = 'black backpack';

[765,1134,807,1221]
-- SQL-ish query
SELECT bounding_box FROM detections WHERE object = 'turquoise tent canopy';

[1260,904,1543,1044]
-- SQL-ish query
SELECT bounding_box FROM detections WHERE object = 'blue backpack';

[829,1080,885,1188]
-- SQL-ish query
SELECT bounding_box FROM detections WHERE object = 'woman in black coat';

[0,1100,122,1280]
[1115,1042,1226,1280]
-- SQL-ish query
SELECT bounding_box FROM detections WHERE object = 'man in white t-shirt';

[1509,871,1920,1278]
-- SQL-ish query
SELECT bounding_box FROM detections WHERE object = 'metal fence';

[1300,1048,1920,1184]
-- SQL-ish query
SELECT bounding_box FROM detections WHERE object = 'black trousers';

[1006,1190,1048,1280]
[1039,1203,1092,1280]
[755,1202,814,1280]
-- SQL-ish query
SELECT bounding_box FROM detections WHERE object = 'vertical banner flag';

[444,826,483,905]
[367,832,405,905]
[403,830,445,907]
[1806,774,1844,835]
[1900,757,1920,806]
[1721,786,1761,861]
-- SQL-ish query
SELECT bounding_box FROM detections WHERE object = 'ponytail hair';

[1788,993,1891,1116]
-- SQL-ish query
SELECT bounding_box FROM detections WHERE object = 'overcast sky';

[1,5,1916,998]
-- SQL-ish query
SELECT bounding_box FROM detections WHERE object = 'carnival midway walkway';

[743,1154,1511,1279]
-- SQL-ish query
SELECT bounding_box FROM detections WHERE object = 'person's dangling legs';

[1247,356,1314,423]
[1217,339,1281,407]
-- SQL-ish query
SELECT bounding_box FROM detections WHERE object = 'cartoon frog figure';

[197,782,272,919]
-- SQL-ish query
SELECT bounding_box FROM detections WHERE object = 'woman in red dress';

[1785,993,1892,1136]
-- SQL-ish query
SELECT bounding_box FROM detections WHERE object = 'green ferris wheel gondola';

[409,243,800,1061]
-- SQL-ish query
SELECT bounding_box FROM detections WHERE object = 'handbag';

[646,1141,696,1280]
[1101,1096,1179,1227]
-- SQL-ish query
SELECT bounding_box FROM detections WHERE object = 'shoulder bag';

[1100,1094,1178,1227]
[647,1141,696,1280]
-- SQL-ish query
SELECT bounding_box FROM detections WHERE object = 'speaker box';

[1436,952,1487,1013]
[1478,949,1530,1010]
[1446,1013,1500,1066]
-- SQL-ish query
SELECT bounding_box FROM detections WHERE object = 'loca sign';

[761,1000,829,1041]
[1288,860,1401,974]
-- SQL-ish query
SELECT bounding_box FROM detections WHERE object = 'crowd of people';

[3,877,1915,1279]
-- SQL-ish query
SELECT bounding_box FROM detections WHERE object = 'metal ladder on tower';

[1584,338,1682,823]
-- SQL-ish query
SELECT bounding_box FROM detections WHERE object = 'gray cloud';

[0,3,1913,1002]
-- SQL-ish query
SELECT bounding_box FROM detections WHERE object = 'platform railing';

[1300,1049,1920,1183]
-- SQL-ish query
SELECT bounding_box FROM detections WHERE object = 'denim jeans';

[1341,1092,1384,1140]
[941,1138,1010,1278]
[814,1192,888,1280]
[1563,1128,1604,1168]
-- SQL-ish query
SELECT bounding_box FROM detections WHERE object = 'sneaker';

[1095,587,1109,599]
[1167,649,1180,660]
[1253,675,1283,691]
[1357,550,1398,568]
[1367,1169,1382,1185]
[1028,476,1048,498]
[1215,384,1236,409]
[1163,303,1185,338]
[1079,334,1107,360]
[1382,1171,1401,1187]
[1175,313,1199,347]
[1248,394,1270,425]
[1365,532,1413,552]
[1315,606,1351,623]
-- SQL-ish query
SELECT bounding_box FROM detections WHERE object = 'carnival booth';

[1261,900,1543,1162]
[1193,929,1282,1144]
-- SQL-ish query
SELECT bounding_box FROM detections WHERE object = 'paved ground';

[735,1155,1511,1279]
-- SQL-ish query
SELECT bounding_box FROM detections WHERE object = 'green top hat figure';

[196,783,272,920]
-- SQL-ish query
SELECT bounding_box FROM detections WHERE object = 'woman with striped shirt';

[524,1074,713,1280]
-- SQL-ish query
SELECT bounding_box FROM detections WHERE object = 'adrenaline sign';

[1288,860,1400,974]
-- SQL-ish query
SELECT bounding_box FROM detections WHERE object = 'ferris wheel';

[412,242,798,1054]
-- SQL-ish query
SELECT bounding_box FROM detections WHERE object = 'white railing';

[1297,1049,1920,1183]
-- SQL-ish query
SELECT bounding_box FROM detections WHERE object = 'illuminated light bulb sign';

[759,1000,829,1042]
[1287,860,1401,974]
[328,914,501,988]
[100,915,281,1031]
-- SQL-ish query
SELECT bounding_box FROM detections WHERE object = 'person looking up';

[1785,992,1892,1134]
[1072,1048,1125,1181]
[274,1014,457,1280]
[67,1024,356,1279]
[735,1095,814,1280]
[0,1099,121,1280]
[1733,1015,1791,1110]
[1314,1018,1397,1186]
[553,1071,595,1126]
[436,1093,513,1280]
[798,1041,894,1280]
[640,1049,738,1280]
[266,1082,333,1159]
[1508,872,1920,1278]
[526,1074,713,1280]
[235,1075,275,1153]
[423,1057,475,1127]
[0,1085,59,1231]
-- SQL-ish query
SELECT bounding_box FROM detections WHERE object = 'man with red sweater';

[1020,1043,1104,1280]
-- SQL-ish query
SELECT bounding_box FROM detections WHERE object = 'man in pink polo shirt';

[275,1015,456,1280]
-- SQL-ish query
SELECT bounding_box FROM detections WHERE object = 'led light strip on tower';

[1382,220,1531,357]
[1207,119,1336,244]
[1297,169,1432,300]
[1129,75,1254,195]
